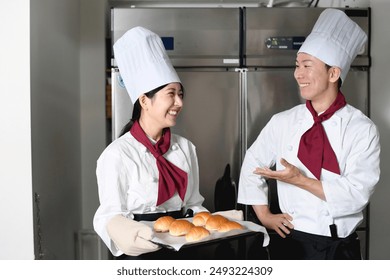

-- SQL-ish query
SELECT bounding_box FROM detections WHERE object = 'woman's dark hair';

[119,83,184,136]
[325,64,342,90]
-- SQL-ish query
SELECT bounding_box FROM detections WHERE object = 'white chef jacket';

[93,132,207,255]
[238,104,380,238]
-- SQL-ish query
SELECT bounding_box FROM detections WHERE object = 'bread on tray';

[192,211,211,226]
[205,214,229,231]
[153,216,176,233]
[185,226,210,242]
[169,219,194,236]
[217,220,244,232]
[153,213,245,241]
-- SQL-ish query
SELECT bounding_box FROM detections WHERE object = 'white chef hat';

[113,26,181,104]
[298,8,367,84]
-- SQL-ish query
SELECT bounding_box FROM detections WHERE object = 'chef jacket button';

[150,206,156,211]
[287,145,293,151]
[171,144,178,150]
[149,177,157,183]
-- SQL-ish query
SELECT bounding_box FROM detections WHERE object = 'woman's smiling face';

[146,82,184,130]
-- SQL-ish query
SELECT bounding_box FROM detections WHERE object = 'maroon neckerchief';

[297,92,346,180]
[130,120,188,205]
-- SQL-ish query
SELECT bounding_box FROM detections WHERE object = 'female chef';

[93,27,208,259]
[238,9,380,259]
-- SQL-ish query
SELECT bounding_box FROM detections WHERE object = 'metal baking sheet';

[141,218,269,251]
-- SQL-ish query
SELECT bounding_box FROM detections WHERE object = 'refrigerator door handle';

[239,7,246,68]
[236,68,248,166]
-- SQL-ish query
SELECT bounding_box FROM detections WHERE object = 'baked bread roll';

[192,211,211,226]
[153,216,176,232]
[217,221,244,232]
[185,226,210,242]
[205,214,228,231]
[169,219,194,236]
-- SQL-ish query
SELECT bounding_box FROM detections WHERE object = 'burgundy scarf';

[130,120,188,205]
[297,92,346,180]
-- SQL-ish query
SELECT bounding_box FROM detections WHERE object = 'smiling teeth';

[300,83,309,88]
[169,110,178,115]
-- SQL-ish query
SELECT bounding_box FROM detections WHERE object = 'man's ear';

[329,67,341,83]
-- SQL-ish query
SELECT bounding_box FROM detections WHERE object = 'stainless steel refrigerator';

[110,6,370,258]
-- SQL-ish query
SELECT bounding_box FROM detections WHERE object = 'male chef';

[238,8,380,259]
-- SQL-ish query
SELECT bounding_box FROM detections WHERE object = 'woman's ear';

[329,67,341,83]
[138,94,148,110]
